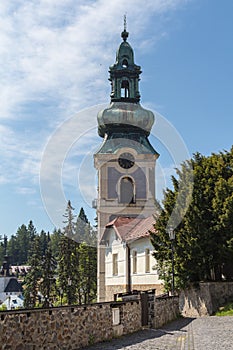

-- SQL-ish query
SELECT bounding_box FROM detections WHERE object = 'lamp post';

[168,227,175,295]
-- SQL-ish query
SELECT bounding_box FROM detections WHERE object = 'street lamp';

[168,227,175,295]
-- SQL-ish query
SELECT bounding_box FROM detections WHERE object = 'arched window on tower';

[121,79,130,98]
[122,59,128,68]
[119,177,135,204]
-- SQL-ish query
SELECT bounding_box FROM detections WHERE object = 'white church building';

[94,26,163,302]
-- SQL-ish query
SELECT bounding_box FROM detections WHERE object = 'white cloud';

[0,0,189,228]
[0,0,187,120]
[16,187,36,195]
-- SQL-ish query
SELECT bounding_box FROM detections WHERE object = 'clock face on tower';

[118,152,135,169]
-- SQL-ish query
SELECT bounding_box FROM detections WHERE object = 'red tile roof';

[104,216,156,242]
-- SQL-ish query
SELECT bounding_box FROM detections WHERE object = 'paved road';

[83,316,233,350]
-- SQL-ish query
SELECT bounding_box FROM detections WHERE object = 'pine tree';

[57,234,79,305]
[8,234,21,266]
[39,234,57,307]
[57,200,79,305]
[27,220,37,241]
[50,228,62,259]
[24,236,42,308]
[0,237,4,267]
[63,200,76,239]
[75,207,89,244]
[77,241,97,304]
[27,221,37,258]
[40,230,49,257]
[75,208,97,303]
[14,224,30,264]
[75,207,97,246]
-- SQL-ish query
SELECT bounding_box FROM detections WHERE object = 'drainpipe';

[126,243,131,293]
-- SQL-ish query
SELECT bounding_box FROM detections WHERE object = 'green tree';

[24,236,42,308]
[40,230,49,257]
[0,238,4,267]
[57,202,97,305]
[57,234,79,305]
[8,222,36,265]
[39,234,57,307]
[75,207,88,243]
[75,207,97,246]
[75,209,97,303]
[14,224,29,264]
[151,148,233,291]
[78,242,97,304]
[50,228,62,259]
[7,234,19,265]
[57,200,79,305]
[27,220,37,241]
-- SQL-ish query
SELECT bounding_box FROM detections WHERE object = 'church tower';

[94,25,159,302]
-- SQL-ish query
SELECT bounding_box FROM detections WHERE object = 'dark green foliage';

[27,220,37,241]
[63,200,76,238]
[39,230,49,257]
[57,200,78,305]
[50,228,62,259]
[57,202,97,305]
[75,207,96,245]
[7,221,37,265]
[57,234,80,305]
[78,243,97,304]
[151,148,233,291]
[215,302,233,316]
[23,236,42,308]
[39,234,57,307]
[3,202,97,308]
[8,224,29,264]
[0,239,4,268]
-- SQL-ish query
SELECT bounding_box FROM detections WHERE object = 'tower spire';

[124,14,127,31]
[121,14,129,41]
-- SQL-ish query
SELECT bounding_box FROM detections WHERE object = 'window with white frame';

[113,253,118,275]
[133,250,137,274]
[145,248,150,273]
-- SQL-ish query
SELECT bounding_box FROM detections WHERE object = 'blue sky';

[1,0,233,237]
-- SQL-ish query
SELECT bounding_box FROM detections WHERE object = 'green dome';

[97,102,154,137]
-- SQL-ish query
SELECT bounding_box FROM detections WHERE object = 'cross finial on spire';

[121,14,129,41]
[124,14,127,32]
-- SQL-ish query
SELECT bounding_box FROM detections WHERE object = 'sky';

[0,0,233,238]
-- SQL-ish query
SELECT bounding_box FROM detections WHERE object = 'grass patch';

[215,302,233,316]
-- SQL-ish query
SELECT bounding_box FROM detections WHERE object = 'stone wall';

[0,293,189,349]
[153,296,180,329]
[179,282,233,317]
[0,300,141,350]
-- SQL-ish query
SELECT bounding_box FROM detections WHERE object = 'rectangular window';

[145,248,150,273]
[113,253,118,275]
[133,250,137,274]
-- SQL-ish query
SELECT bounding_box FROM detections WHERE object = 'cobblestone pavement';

[83,316,233,350]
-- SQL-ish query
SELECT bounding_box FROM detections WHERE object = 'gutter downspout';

[126,243,131,293]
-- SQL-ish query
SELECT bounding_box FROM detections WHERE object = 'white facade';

[103,227,163,301]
